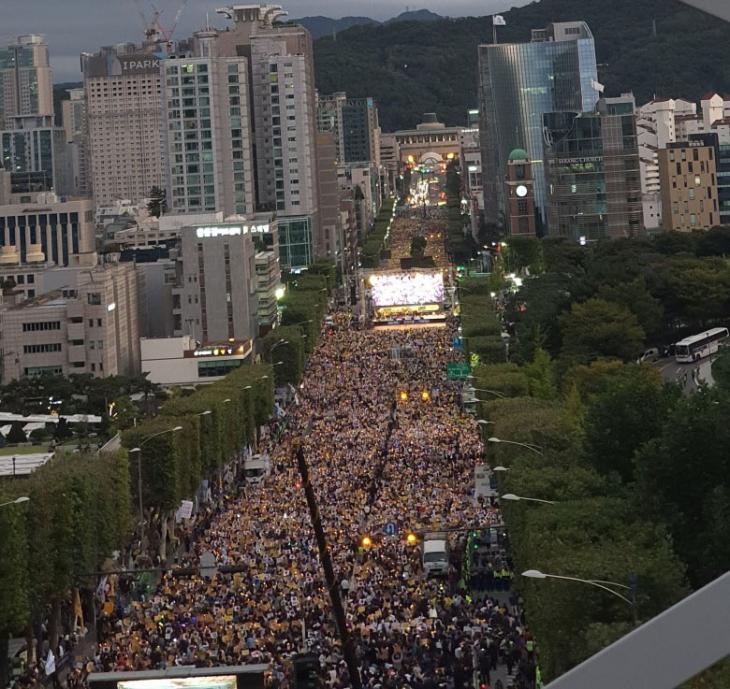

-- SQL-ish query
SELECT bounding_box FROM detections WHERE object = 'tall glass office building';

[478,22,599,233]
[543,95,643,242]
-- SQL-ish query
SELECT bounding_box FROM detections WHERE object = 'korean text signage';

[196,224,270,239]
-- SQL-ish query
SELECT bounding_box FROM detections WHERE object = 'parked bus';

[674,327,729,363]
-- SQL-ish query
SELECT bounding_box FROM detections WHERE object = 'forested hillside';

[313,0,730,131]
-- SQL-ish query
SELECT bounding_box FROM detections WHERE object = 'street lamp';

[0,496,30,509]
[501,493,555,505]
[492,466,509,472]
[476,419,494,426]
[522,569,634,607]
[488,437,543,456]
[271,339,289,353]
[129,426,183,528]
[198,410,212,416]
[222,398,231,404]
[273,361,284,366]
[472,388,506,399]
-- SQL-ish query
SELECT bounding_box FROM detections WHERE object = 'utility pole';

[295,444,362,689]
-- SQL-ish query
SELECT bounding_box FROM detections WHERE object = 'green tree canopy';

[559,299,645,366]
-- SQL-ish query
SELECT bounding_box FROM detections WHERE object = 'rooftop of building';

[9,289,69,310]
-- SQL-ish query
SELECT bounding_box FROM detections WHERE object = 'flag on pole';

[493,15,507,26]
[591,79,605,94]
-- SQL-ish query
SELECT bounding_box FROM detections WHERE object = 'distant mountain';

[293,16,378,40]
[313,0,730,132]
[294,9,443,40]
[386,9,443,24]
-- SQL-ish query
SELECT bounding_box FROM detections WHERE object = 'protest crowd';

[16,207,541,689]
[78,316,539,689]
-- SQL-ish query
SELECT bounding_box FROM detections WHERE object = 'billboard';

[370,271,445,307]
[88,666,267,689]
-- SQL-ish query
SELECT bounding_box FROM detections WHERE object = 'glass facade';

[342,98,375,164]
[478,25,599,232]
[2,128,55,189]
[278,216,312,271]
[543,99,643,242]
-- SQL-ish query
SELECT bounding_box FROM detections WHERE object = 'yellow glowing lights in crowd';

[406,532,418,546]
[361,536,373,548]
[399,390,432,402]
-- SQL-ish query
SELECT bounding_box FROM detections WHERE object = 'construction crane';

[130,0,190,45]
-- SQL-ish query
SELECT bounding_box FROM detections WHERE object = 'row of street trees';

[463,244,730,683]
[260,262,335,387]
[121,363,275,562]
[359,198,396,269]
[0,262,334,688]
[445,163,476,265]
[0,450,131,685]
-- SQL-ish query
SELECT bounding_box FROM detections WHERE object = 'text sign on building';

[120,57,160,74]
[556,156,602,165]
[195,224,270,239]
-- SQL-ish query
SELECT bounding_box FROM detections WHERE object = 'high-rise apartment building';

[159,6,320,271]
[61,88,92,197]
[544,95,643,242]
[162,31,256,217]
[82,42,164,205]
[315,131,341,261]
[241,6,320,270]
[0,35,69,194]
[478,22,599,231]
[658,140,719,231]
[0,35,53,127]
[317,92,380,164]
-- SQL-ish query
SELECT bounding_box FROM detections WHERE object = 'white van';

[244,453,271,485]
[422,532,449,577]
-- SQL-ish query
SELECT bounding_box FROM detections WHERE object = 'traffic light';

[293,654,321,689]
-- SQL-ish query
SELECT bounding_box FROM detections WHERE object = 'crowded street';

[81,208,534,689]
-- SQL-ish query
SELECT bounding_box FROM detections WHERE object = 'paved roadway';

[655,355,717,394]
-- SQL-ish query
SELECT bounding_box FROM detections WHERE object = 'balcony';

[67,323,85,341]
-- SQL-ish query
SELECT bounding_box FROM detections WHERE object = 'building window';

[23,343,62,354]
[22,321,61,332]
[197,359,243,378]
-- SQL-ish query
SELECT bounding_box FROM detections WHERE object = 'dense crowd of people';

[14,209,540,689]
[82,313,539,688]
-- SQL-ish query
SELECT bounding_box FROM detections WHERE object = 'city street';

[655,356,717,393]
[81,208,533,689]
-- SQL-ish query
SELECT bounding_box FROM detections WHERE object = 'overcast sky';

[1,0,529,81]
